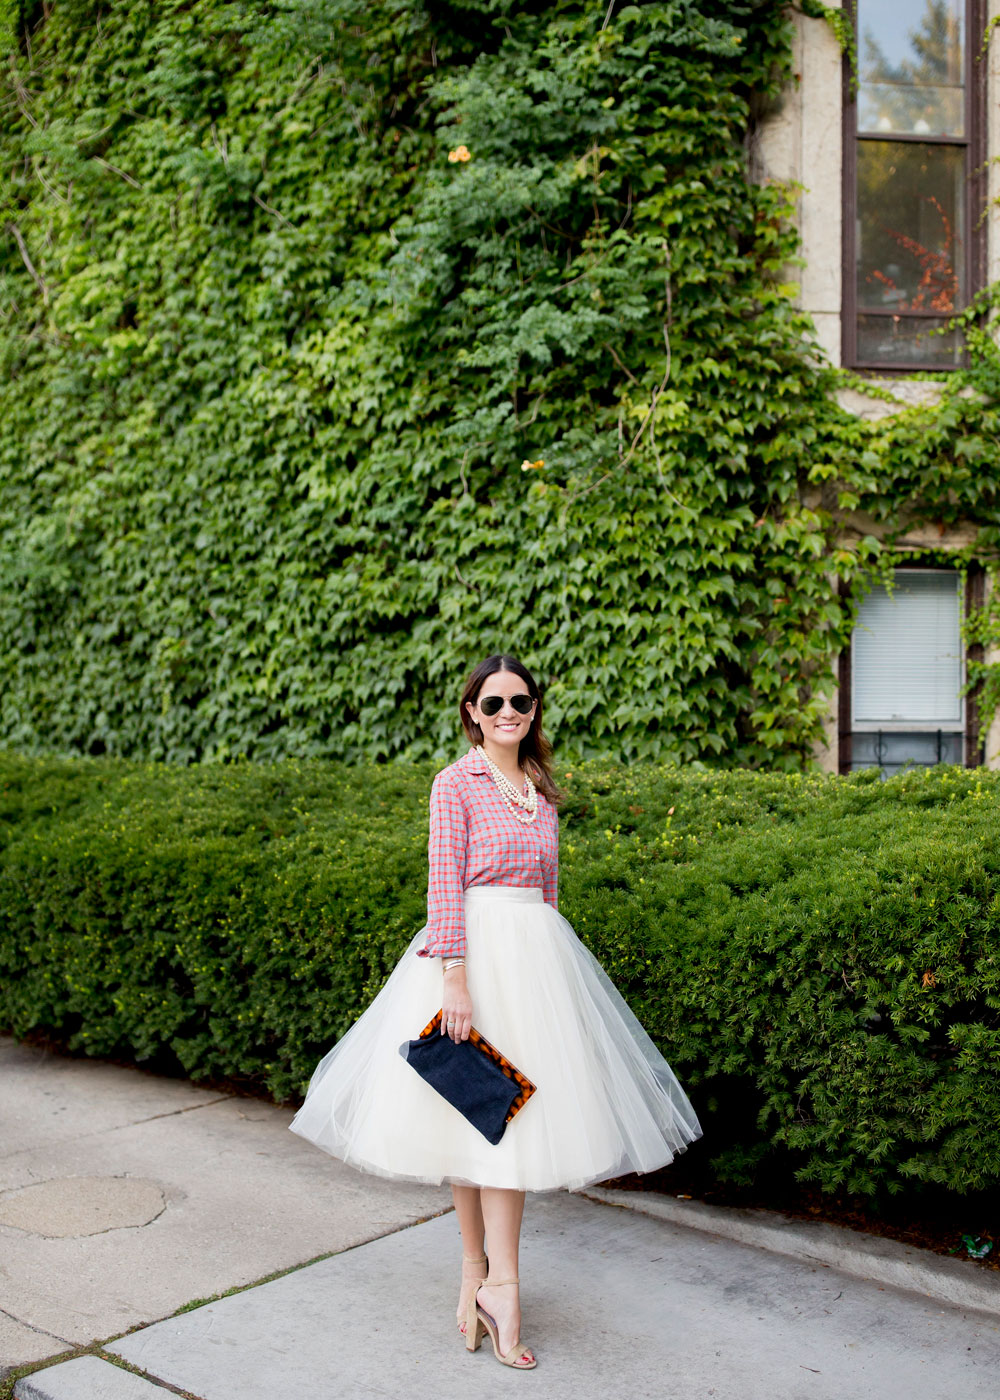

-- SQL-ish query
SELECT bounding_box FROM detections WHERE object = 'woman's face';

[466,668,537,755]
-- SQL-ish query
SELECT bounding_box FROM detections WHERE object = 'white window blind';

[852,570,963,729]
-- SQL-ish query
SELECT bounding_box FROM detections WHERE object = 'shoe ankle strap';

[484,1277,519,1285]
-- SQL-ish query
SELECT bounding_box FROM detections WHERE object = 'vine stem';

[565,241,673,503]
[6,221,49,303]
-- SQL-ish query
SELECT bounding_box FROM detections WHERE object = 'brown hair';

[459,654,562,806]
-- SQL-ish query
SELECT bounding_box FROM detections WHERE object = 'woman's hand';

[441,965,473,1043]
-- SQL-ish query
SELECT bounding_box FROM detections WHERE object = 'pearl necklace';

[476,744,538,824]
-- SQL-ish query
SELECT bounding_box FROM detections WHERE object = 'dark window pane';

[856,314,963,367]
[849,730,964,775]
[845,733,963,778]
[857,141,964,313]
[858,0,964,137]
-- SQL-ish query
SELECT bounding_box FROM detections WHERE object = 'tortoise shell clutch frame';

[416,1009,538,1125]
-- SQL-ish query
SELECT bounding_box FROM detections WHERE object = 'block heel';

[466,1278,536,1369]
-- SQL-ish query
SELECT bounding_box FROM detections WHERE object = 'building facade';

[757,0,1000,773]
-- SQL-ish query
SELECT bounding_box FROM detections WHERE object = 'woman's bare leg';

[477,1187,534,1366]
[452,1185,487,1328]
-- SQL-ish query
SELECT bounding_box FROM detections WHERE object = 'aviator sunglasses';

[477,693,536,717]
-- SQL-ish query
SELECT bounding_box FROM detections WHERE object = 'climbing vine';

[0,0,998,768]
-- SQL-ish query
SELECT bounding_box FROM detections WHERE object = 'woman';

[289,654,702,1369]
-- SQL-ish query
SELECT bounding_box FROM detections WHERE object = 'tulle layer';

[288,886,702,1192]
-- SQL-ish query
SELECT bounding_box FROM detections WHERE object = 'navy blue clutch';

[399,1011,537,1146]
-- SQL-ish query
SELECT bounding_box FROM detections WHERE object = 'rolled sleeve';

[418,771,468,958]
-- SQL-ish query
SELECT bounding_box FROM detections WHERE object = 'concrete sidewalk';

[0,1036,448,1370]
[3,1036,999,1399]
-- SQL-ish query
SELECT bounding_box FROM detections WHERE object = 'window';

[839,566,984,775]
[843,0,988,370]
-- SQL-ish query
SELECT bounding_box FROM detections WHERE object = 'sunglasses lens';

[478,694,535,717]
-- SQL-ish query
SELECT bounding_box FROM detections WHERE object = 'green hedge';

[2,751,999,1199]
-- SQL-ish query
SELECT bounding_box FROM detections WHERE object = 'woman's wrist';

[442,956,466,975]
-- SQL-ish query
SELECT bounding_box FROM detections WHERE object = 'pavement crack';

[0,1096,234,1164]
[0,1303,74,1346]
[0,1196,168,1240]
[137,1098,233,1125]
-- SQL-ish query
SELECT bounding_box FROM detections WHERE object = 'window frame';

[841,0,989,373]
[837,561,985,774]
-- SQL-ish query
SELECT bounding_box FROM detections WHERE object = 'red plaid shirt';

[418,746,559,959]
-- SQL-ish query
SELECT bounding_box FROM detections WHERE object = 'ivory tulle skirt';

[288,886,702,1192]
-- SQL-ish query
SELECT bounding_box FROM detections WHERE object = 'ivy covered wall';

[2,0,999,768]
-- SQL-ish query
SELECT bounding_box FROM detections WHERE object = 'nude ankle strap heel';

[466,1278,536,1368]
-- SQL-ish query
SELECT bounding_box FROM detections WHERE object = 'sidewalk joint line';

[95,1350,207,1400]
[160,1202,458,1317]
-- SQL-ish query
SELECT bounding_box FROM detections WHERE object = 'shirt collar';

[456,745,490,775]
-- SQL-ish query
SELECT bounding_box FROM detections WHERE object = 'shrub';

[2,751,998,1199]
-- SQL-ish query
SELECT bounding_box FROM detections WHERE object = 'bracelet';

[442,957,466,972]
